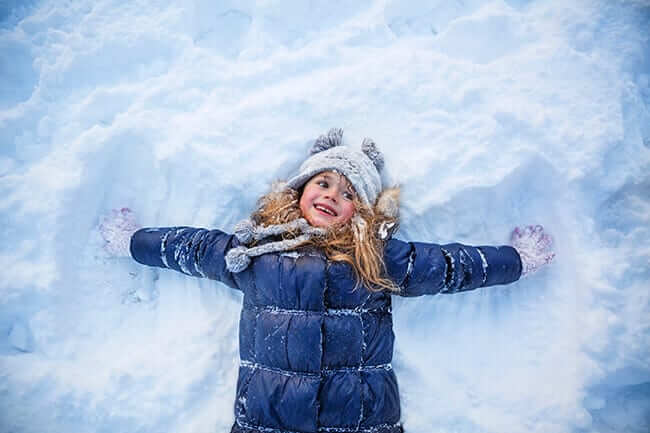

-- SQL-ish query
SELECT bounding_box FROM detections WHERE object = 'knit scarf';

[225,218,327,273]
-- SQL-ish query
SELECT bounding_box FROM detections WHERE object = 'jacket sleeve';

[129,226,241,291]
[384,238,522,297]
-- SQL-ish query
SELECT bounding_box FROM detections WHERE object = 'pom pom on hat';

[310,128,343,154]
[361,137,384,172]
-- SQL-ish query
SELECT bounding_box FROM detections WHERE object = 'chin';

[305,214,334,228]
[310,218,332,227]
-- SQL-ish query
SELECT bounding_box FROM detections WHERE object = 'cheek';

[338,202,356,223]
[299,190,313,215]
[299,196,308,216]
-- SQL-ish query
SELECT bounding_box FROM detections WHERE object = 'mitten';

[99,207,141,257]
[510,224,555,277]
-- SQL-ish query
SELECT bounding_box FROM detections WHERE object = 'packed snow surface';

[1,1,649,432]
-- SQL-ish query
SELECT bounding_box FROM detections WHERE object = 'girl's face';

[299,171,356,227]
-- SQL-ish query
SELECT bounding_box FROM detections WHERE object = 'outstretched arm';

[99,208,241,290]
[130,227,241,288]
[385,225,554,297]
[385,238,522,297]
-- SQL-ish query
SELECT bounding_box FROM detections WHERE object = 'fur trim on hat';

[374,187,400,240]
[374,187,399,219]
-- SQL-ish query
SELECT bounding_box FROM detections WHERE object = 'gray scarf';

[225,218,327,273]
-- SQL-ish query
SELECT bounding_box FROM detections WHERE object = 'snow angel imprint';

[99,128,555,433]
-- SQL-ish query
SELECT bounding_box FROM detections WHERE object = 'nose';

[323,187,340,203]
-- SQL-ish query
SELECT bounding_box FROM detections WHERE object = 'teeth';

[315,205,335,216]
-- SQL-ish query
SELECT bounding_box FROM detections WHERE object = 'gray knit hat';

[225,128,388,273]
[286,128,384,206]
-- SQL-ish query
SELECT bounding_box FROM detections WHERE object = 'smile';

[314,204,337,217]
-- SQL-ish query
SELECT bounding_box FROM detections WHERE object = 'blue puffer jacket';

[130,227,522,433]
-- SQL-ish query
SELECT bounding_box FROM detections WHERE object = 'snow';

[1,0,649,432]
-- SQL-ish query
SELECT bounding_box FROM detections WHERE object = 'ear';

[374,187,399,218]
[310,128,343,154]
[361,138,384,172]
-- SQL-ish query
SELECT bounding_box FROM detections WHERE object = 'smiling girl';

[300,172,356,226]
[100,128,554,433]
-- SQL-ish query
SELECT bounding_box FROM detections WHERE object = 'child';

[100,128,554,433]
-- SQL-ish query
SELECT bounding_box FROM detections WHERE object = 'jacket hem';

[239,359,392,377]
[231,419,403,433]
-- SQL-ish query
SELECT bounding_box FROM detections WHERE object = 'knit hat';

[286,128,384,207]
[225,128,389,273]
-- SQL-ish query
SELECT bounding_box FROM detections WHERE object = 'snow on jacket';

[130,227,522,433]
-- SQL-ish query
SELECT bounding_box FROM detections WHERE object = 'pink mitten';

[99,208,141,257]
[510,225,555,277]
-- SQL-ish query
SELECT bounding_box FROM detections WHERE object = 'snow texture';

[1,0,649,432]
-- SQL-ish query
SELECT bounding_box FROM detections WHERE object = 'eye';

[317,180,329,188]
[343,191,354,201]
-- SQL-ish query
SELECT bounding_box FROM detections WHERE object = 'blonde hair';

[251,182,400,292]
